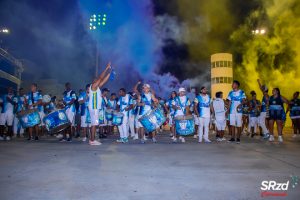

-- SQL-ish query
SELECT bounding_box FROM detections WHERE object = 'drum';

[138,108,166,133]
[105,109,114,121]
[42,94,51,103]
[112,112,124,126]
[43,109,70,133]
[174,115,195,136]
[17,109,41,128]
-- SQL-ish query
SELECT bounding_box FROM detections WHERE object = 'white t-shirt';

[213,98,226,120]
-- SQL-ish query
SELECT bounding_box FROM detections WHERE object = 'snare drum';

[43,109,70,133]
[138,108,166,133]
[112,112,124,126]
[174,115,195,136]
[17,109,41,128]
[105,109,114,121]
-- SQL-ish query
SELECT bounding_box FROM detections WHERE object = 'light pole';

[89,14,107,77]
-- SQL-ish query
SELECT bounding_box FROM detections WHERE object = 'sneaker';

[59,138,66,142]
[123,137,129,143]
[34,136,39,141]
[228,138,235,142]
[0,136,4,141]
[193,134,198,139]
[82,137,87,142]
[198,140,203,143]
[180,137,185,143]
[116,138,124,143]
[67,138,72,142]
[27,137,33,141]
[169,133,173,137]
[269,135,274,142]
[159,129,163,133]
[133,134,139,140]
[216,138,222,142]
[263,133,270,139]
[292,134,297,138]
[56,134,63,139]
[236,138,240,144]
[143,136,148,141]
[204,139,211,143]
[6,136,11,141]
[152,137,157,143]
[221,137,226,141]
[89,140,102,145]
[172,137,177,143]
[251,133,255,138]
[141,139,145,144]
[278,136,283,143]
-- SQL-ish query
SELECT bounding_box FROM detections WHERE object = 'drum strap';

[177,97,188,114]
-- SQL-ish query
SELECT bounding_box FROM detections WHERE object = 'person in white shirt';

[116,88,133,143]
[88,62,112,145]
[0,87,16,141]
[194,87,211,143]
[211,91,227,142]
[227,80,246,144]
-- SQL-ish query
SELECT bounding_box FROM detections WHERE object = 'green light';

[103,14,106,17]
[89,23,92,26]
[102,22,106,25]
[98,22,101,25]
[89,27,92,30]
[93,14,96,18]
[93,19,96,22]
[103,18,106,21]
[90,19,93,22]
[93,26,96,29]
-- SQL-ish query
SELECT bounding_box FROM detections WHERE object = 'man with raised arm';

[88,62,112,145]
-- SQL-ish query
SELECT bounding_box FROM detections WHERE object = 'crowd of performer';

[0,63,299,145]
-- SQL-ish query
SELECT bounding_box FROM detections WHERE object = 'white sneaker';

[6,136,11,141]
[269,135,275,142]
[198,140,203,143]
[278,136,283,143]
[152,138,157,143]
[216,138,222,142]
[221,137,226,141]
[204,139,211,143]
[82,137,87,142]
[133,134,139,140]
[193,134,198,139]
[144,136,148,141]
[0,136,4,141]
[159,129,163,133]
[180,137,185,143]
[292,134,297,138]
[172,137,177,142]
[56,134,63,139]
[89,140,102,145]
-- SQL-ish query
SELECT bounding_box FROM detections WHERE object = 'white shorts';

[66,108,75,126]
[135,115,143,129]
[229,113,242,127]
[0,112,14,126]
[81,115,90,128]
[193,114,199,125]
[89,109,99,126]
[249,117,258,127]
[215,118,226,131]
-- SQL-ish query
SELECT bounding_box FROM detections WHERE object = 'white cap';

[179,87,186,93]
[143,84,150,89]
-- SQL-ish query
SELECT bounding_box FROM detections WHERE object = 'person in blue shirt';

[248,91,261,138]
[257,79,270,139]
[25,83,43,140]
[227,80,246,144]
[78,84,91,142]
[13,88,26,138]
[0,87,16,140]
[165,91,177,139]
[62,82,77,142]
[268,88,289,142]
[286,91,300,138]
[107,93,117,135]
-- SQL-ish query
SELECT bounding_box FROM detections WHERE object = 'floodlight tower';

[89,13,107,77]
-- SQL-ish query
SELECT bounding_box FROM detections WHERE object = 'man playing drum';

[172,87,191,143]
[88,62,112,145]
[134,81,158,144]
[26,83,43,140]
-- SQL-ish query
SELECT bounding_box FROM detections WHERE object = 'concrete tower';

[211,53,233,99]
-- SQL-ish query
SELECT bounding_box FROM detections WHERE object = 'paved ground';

[0,131,300,200]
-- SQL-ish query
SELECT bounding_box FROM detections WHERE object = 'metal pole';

[95,43,99,77]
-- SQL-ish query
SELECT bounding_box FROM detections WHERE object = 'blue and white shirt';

[173,96,190,117]
[78,91,89,116]
[139,93,153,115]
[227,90,246,114]
[118,94,133,116]
[107,99,117,110]
[1,94,15,114]
[26,92,43,112]
[13,95,26,113]
[194,94,211,118]
[63,90,77,112]
[166,98,176,116]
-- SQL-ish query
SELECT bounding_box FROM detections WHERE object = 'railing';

[0,47,24,72]
[0,69,21,85]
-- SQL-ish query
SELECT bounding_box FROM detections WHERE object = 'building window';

[212,62,215,68]
[216,61,219,67]
[220,61,223,67]
[224,77,227,83]
[224,61,227,67]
